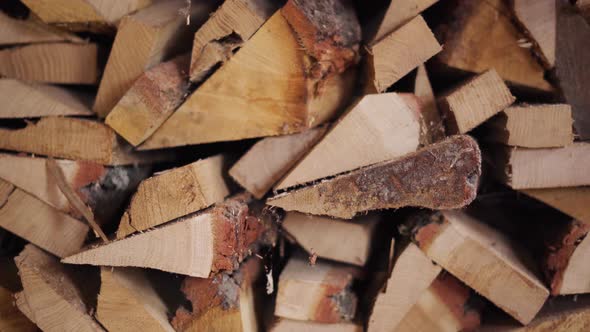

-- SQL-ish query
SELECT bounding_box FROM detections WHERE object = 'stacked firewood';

[1,0,589,331]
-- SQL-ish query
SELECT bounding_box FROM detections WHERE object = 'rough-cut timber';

[189,0,279,82]
[270,319,362,332]
[63,194,265,277]
[172,257,263,332]
[0,117,174,165]
[0,11,82,45]
[15,245,105,332]
[230,126,327,199]
[276,93,425,190]
[97,268,174,332]
[512,0,556,68]
[440,69,515,134]
[407,210,549,324]
[482,104,573,148]
[414,64,445,142]
[282,212,378,266]
[140,0,361,149]
[268,135,481,219]
[436,0,552,92]
[366,0,439,43]
[0,79,92,118]
[522,187,590,224]
[0,43,97,84]
[116,155,230,239]
[93,0,214,117]
[105,54,191,146]
[365,15,441,93]
[275,256,359,323]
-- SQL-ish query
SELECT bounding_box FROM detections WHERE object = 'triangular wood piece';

[414,64,445,142]
[96,268,174,332]
[512,0,556,68]
[15,245,104,332]
[270,319,362,332]
[116,154,230,239]
[522,187,590,224]
[63,194,266,277]
[139,0,361,149]
[275,93,424,190]
[0,287,37,332]
[268,135,481,219]
[0,11,83,45]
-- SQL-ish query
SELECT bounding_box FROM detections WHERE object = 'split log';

[275,93,425,190]
[406,210,549,324]
[0,79,92,118]
[0,117,175,165]
[0,43,97,84]
[93,0,214,117]
[414,65,445,142]
[512,0,556,68]
[481,104,573,148]
[282,212,378,266]
[366,0,439,43]
[0,179,88,257]
[439,69,515,134]
[105,54,191,146]
[268,135,481,219]
[274,256,359,323]
[270,319,362,332]
[522,187,590,224]
[116,154,230,239]
[15,245,104,332]
[96,267,174,332]
[230,126,327,199]
[63,194,268,277]
[189,0,279,82]
[172,257,263,332]
[139,0,361,149]
[365,15,441,93]
[0,11,82,45]
[435,0,552,92]
[492,142,590,189]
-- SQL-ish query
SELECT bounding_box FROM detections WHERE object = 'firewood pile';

[1,0,590,331]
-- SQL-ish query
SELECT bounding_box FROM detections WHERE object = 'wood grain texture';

[268,135,481,219]
[0,43,97,84]
[440,69,515,134]
[0,286,37,332]
[230,126,327,199]
[270,319,362,332]
[105,54,191,146]
[522,187,590,224]
[276,93,424,190]
[512,0,556,68]
[366,15,441,93]
[0,11,82,45]
[116,155,229,239]
[368,0,439,43]
[414,64,445,142]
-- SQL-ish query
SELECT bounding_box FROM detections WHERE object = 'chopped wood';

[96,267,174,332]
[481,104,574,148]
[0,11,82,45]
[172,257,263,332]
[367,0,439,43]
[0,117,175,165]
[0,286,37,332]
[270,319,362,332]
[414,64,445,142]
[105,54,191,146]
[436,0,553,92]
[230,126,327,199]
[406,210,549,324]
[440,69,516,134]
[15,244,105,332]
[93,0,214,117]
[275,93,425,190]
[522,187,590,224]
[268,135,481,219]
[365,15,441,93]
[139,0,361,149]
[275,256,359,323]
[63,194,267,277]
[0,42,97,84]
[492,142,590,189]
[189,0,279,82]
[512,0,556,68]
[116,155,230,239]
[0,79,92,118]
[282,212,378,266]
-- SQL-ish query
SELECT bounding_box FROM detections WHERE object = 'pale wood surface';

[0,11,82,45]
[230,126,327,199]
[366,15,441,93]
[282,212,378,266]
[512,0,556,68]
[441,69,515,134]
[97,268,174,332]
[555,222,590,295]
[271,319,362,332]
[189,0,279,82]
[414,64,445,142]
[0,43,97,84]
[522,187,590,224]
[0,79,92,118]
[15,245,105,332]
[369,0,438,43]
[483,104,573,148]
[276,93,423,190]
[105,54,191,146]
[116,155,229,239]
[0,287,37,332]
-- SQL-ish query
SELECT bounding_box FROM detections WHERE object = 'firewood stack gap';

[1,0,589,331]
